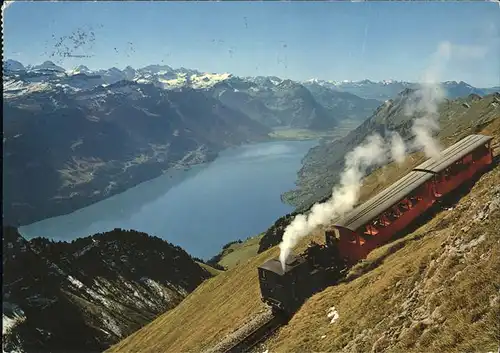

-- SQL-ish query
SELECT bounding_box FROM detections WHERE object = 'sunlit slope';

[106,231,324,353]
[107,117,499,353]
[267,129,500,353]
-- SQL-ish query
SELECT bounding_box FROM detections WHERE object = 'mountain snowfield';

[3,59,237,96]
[5,59,498,101]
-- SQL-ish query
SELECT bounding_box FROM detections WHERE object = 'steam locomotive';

[258,134,494,315]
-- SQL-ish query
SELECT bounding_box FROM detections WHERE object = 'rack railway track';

[223,314,287,353]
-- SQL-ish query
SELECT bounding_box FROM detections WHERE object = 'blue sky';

[3,1,500,87]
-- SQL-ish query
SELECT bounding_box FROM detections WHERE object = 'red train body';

[327,134,494,265]
[259,134,494,315]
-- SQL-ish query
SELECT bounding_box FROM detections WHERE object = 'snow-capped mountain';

[3,59,26,72]
[3,60,384,129]
[32,60,66,73]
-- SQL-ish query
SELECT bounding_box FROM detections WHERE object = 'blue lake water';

[19,140,317,259]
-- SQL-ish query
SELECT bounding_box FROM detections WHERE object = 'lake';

[19,140,317,260]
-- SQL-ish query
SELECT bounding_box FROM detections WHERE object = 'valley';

[3,58,499,353]
[3,62,378,228]
[4,2,500,353]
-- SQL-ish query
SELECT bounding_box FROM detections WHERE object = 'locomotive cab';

[258,254,310,315]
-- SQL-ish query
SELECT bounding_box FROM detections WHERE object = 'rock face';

[2,227,213,353]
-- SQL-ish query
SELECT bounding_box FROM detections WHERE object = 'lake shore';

[14,128,334,228]
[19,139,318,259]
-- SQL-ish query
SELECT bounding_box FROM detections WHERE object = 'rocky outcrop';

[2,227,213,353]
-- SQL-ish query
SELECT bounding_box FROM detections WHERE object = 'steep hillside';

[106,115,500,353]
[282,92,500,212]
[3,76,271,227]
[265,154,500,353]
[2,228,214,353]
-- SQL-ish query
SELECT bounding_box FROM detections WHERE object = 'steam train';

[258,134,494,315]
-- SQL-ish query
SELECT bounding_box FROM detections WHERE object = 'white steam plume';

[279,133,407,269]
[389,131,406,164]
[406,41,452,158]
[278,41,467,269]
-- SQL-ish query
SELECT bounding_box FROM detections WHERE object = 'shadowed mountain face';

[3,78,271,227]
[2,227,213,353]
[207,77,381,130]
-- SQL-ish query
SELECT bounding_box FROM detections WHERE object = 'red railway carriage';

[328,134,493,265]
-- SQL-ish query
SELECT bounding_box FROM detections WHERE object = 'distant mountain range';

[5,59,498,102]
[304,78,500,101]
[3,60,383,129]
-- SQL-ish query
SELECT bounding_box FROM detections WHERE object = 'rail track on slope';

[223,314,287,353]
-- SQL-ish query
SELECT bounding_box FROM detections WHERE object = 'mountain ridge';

[3,76,271,227]
[3,227,215,353]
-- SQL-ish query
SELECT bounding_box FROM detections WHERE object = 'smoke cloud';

[406,41,452,158]
[389,131,407,164]
[279,133,406,269]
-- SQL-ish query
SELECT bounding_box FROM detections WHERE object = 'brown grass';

[217,234,264,270]
[266,162,500,353]
[106,231,324,353]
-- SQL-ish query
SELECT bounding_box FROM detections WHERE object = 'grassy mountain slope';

[266,139,500,353]
[207,233,265,270]
[106,115,500,353]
